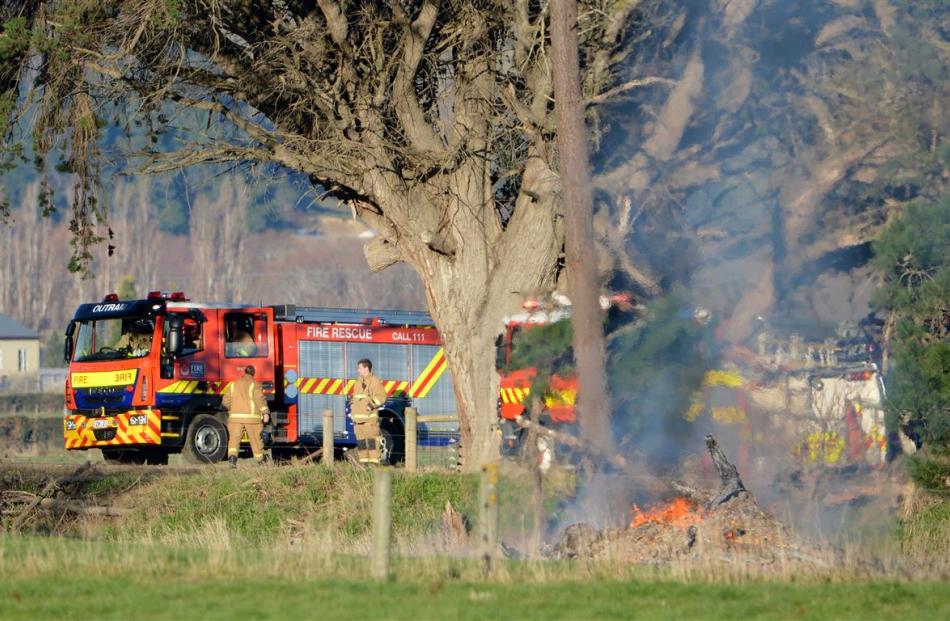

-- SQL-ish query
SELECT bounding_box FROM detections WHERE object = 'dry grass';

[897,485,950,558]
[1,460,949,585]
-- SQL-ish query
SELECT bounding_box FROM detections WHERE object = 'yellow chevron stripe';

[385,380,395,392]
[411,348,445,397]
[500,389,510,404]
[143,424,161,441]
[303,378,318,394]
[344,379,356,394]
[158,381,180,394]
[328,379,342,395]
[414,352,448,399]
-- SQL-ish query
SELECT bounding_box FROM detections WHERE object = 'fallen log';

[297,447,324,465]
[3,498,130,517]
[10,461,95,532]
[514,415,630,471]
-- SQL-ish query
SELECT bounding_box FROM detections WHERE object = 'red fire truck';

[495,294,636,456]
[496,306,577,455]
[63,292,457,464]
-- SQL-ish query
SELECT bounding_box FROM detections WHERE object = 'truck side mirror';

[64,322,75,363]
[167,316,183,356]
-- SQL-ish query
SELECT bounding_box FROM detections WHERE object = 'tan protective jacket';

[351,373,387,422]
[223,374,270,422]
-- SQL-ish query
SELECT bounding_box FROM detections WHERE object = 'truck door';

[218,308,276,387]
[167,310,218,384]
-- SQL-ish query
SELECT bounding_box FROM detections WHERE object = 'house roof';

[0,313,40,339]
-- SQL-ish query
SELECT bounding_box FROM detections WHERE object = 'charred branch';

[704,434,747,508]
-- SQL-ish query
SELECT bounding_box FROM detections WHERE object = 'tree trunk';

[550,0,615,454]
[365,152,562,470]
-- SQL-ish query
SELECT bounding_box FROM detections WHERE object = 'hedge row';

[0,416,62,451]
[0,393,65,413]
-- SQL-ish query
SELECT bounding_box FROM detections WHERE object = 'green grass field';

[0,536,948,621]
[1,456,949,620]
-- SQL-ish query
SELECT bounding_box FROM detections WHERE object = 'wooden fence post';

[404,407,417,472]
[322,409,334,466]
[528,395,543,557]
[478,462,500,573]
[371,469,393,581]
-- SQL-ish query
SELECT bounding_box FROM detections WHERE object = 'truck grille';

[93,429,117,442]
[86,386,127,397]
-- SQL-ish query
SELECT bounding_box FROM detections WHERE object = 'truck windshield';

[73,316,156,361]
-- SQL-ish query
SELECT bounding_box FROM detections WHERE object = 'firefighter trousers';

[353,419,380,464]
[227,419,265,462]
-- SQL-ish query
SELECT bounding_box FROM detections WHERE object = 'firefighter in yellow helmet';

[222,365,270,467]
[351,358,388,464]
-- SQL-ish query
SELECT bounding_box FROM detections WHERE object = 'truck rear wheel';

[379,418,405,465]
[183,414,228,464]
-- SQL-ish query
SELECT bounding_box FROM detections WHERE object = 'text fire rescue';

[304,325,424,342]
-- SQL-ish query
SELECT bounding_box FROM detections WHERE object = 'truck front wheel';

[183,414,229,464]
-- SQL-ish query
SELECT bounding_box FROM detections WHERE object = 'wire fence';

[407,409,460,470]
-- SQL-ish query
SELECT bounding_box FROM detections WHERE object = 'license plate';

[92,419,111,429]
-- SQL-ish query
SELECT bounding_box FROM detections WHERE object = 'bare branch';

[585,76,676,106]
[391,1,444,155]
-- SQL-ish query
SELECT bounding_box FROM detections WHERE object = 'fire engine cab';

[63,292,457,464]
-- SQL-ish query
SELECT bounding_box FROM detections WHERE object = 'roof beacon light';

[169,291,188,302]
[147,291,164,300]
[102,293,120,302]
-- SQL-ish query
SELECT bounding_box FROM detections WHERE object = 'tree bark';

[411,161,562,469]
[550,0,615,454]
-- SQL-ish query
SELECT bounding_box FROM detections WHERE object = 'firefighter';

[226,318,257,357]
[115,318,153,356]
[350,358,388,464]
[222,365,270,467]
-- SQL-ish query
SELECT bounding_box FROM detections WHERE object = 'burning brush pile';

[551,436,830,569]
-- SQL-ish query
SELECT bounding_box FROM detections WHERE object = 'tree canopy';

[873,193,950,451]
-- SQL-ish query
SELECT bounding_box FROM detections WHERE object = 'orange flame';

[630,497,705,529]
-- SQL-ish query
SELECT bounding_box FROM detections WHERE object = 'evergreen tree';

[873,193,950,484]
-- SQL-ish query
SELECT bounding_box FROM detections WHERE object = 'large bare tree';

[2,0,651,467]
